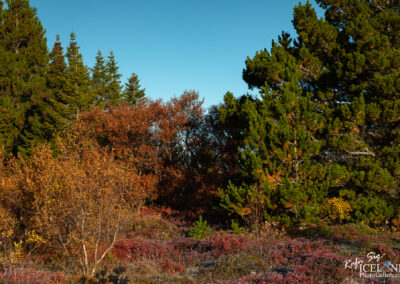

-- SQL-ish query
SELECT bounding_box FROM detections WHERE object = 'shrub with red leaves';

[198,233,247,257]
[161,260,186,274]
[0,266,65,284]
[112,238,178,261]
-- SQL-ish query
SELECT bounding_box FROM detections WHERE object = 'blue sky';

[31,0,322,108]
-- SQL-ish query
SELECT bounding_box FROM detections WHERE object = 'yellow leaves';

[25,230,46,245]
[9,240,23,264]
[322,197,352,222]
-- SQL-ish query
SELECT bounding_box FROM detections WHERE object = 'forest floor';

[1,207,400,283]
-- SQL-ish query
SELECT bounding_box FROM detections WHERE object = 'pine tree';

[229,0,400,226]
[105,50,122,106]
[122,73,146,104]
[219,55,326,226]
[0,0,64,156]
[65,32,94,117]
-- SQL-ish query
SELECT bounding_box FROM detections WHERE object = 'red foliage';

[113,233,247,264]
[161,260,186,274]
[197,233,247,257]
[0,266,65,284]
[110,231,400,283]
[236,238,350,283]
[112,238,178,261]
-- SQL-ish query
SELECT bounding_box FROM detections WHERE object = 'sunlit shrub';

[322,197,352,223]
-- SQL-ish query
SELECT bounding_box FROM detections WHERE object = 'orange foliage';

[78,92,226,213]
[0,132,155,275]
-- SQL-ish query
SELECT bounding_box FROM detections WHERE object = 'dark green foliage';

[0,0,65,156]
[91,50,108,107]
[65,32,94,116]
[46,35,70,125]
[122,73,145,104]
[220,0,400,227]
[219,56,327,227]
[91,50,123,108]
[105,51,122,106]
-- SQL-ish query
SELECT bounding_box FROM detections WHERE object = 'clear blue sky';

[30,0,322,108]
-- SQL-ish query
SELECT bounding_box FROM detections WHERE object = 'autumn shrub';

[161,260,186,274]
[0,151,18,256]
[0,132,155,276]
[0,266,66,284]
[112,238,178,261]
[112,232,248,267]
[0,206,16,260]
[322,197,352,224]
[80,93,204,202]
[200,233,247,257]
[80,92,238,215]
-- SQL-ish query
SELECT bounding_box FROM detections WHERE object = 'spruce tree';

[0,0,63,156]
[65,32,94,117]
[0,0,15,154]
[91,50,108,107]
[47,35,69,122]
[105,50,122,106]
[122,73,146,104]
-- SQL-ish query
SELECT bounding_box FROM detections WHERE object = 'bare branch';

[345,147,376,157]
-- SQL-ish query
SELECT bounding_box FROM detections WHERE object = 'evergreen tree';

[47,35,69,122]
[105,50,122,106]
[0,0,16,154]
[219,56,327,226]
[0,0,64,156]
[91,50,108,107]
[224,0,400,227]
[65,32,94,117]
[91,50,122,108]
[122,73,146,104]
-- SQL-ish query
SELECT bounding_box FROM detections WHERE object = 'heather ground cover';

[1,207,399,284]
